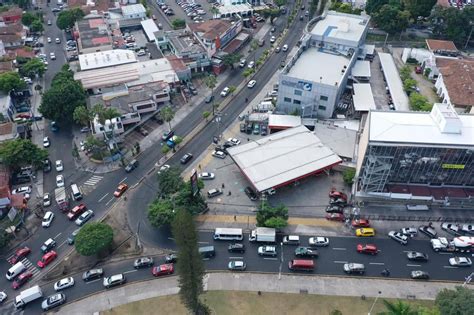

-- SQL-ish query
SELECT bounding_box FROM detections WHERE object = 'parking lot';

[156,0,213,24]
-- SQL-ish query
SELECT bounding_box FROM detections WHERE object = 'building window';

[293,99,301,105]
[320,95,328,101]
[284,97,292,103]
[318,105,326,110]
[294,89,302,96]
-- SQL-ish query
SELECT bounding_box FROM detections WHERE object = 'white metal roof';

[122,4,146,16]
[268,114,302,128]
[79,49,137,71]
[314,122,357,159]
[218,4,253,15]
[227,125,342,192]
[310,11,368,43]
[378,52,409,111]
[368,107,474,147]
[351,60,371,77]
[353,83,376,112]
[287,48,350,86]
[141,19,159,42]
[364,44,375,55]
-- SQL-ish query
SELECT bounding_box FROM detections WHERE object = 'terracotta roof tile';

[437,58,474,107]
[426,39,458,52]
[188,20,232,40]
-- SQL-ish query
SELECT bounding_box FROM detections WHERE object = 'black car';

[162,130,174,141]
[325,205,343,213]
[125,159,138,173]
[82,268,104,282]
[244,186,258,201]
[205,95,214,103]
[406,251,429,262]
[165,253,178,263]
[41,238,56,253]
[43,158,52,173]
[411,270,429,280]
[419,225,437,238]
[228,243,245,253]
[240,123,246,132]
[180,153,193,164]
[246,124,253,134]
[329,197,347,206]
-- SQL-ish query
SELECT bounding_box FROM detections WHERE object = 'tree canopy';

[403,0,437,19]
[0,72,26,93]
[75,222,114,256]
[73,106,93,126]
[171,19,186,29]
[256,202,289,228]
[21,12,36,26]
[373,4,410,35]
[56,8,84,30]
[91,104,121,125]
[222,53,242,69]
[0,139,48,171]
[20,58,46,78]
[39,66,86,123]
[160,106,175,130]
[157,166,184,197]
[435,286,474,315]
[430,6,474,46]
[148,199,174,227]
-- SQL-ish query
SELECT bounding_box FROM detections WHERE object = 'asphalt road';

[11,233,474,314]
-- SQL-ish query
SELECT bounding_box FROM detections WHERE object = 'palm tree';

[380,300,418,315]
[204,74,217,114]
[210,6,219,18]
[160,106,175,130]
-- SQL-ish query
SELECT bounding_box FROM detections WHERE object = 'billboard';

[190,169,199,196]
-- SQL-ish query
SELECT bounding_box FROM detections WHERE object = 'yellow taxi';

[355,228,375,237]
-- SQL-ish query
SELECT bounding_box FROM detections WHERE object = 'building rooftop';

[314,121,357,160]
[161,30,206,56]
[426,39,458,52]
[141,19,159,42]
[131,58,178,86]
[74,63,139,89]
[287,48,350,86]
[79,49,137,71]
[368,104,474,147]
[353,83,376,112]
[76,17,112,50]
[436,58,474,107]
[351,60,371,77]
[227,125,342,192]
[378,52,409,111]
[218,3,253,15]
[188,19,232,41]
[268,115,302,129]
[121,4,146,16]
[310,11,368,44]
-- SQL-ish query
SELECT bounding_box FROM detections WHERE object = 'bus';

[213,228,243,241]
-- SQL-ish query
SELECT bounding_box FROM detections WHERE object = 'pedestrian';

[234,215,236,221]
[228,191,232,196]
[198,164,202,170]
[222,183,225,189]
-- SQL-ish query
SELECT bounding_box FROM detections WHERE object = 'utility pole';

[465,23,473,49]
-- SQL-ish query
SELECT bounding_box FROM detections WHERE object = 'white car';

[54,277,75,291]
[137,49,146,56]
[43,193,51,207]
[55,160,63,172]
[270,36,276,43]
[247,80,257,88]
[401,227,418,237]
[212,150,226,159]
[157,164,170,174]
[42,211,55,228]
[198,172,215,180]
[47,37,52,43]
[0,291,7,303]
[12,186,32,195]
[47,20,52,25]
[227,138,241,146]
[247,61,255,69]
[220,87,230,97]
[56,175,64,188]
[308,236,329,247]
[239,59,246,67]
[50,52,56,60]
[43,136,50,148]
[388,231,408,245]
[282,44,288,52]
[55,38,61,44]
[449,257,472,267]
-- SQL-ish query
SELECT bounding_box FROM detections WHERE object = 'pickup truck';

[294,247,318,258]
[431,237,474,253]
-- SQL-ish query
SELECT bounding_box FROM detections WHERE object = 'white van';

[6,261,26,280]
[70,184,82,201]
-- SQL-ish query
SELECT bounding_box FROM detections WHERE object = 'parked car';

[37,250,57,268]
[55,160,64,172]
[295,247,318,258]
[162,130,174,141]
[67,229,81,245]
[8,246,31,264]
[343,263,365,275]
[283,235,300,245]
[355,228,375,237]
[220,87,230,97]
[205,95,214,103]
[198,172,215,180]
[461,224,474,235]
[55,174,64,188]
[449,257,472,267]
[41,238,56,253]
[325,205,343,213]
[308,236,329,247]
[207,188,223,198]
[411,270,429,280]
[43,193,51,207]
[326,213,345,221]
[244,186,258,201]
[82,268,104,282]
[43,136,50,148]
[165,254,178,263]
[401,227,418,237]
[388,231,408,245]
[352,219,370,228]
[419,225,437,238]
[12,186,32,195]
[42,211,55,228]
[103,274,126,288]
[212,150,226,159]
[228,261,246,271]
[258,245,277,257]
[247,80,257,88]
[12,271,33,289]
[133,257,154,269]
[441,223,460,235]
[75,209,94,226]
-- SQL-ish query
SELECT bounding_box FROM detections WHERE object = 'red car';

[326,213,345,221]
[8,246,31,264]
[352,219,370,228]
[12,271,33,290]
[152,263,174,277]
[37,250,57,268]
[356,244,378,255]
[329,190,347,201]
[114,183,128,197]
[67,203,87,220]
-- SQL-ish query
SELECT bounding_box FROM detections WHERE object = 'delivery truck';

[249,227,276,243]
[14,285,43,309]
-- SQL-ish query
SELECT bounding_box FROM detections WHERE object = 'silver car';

[41,293,66,311]
[75,210,94,226]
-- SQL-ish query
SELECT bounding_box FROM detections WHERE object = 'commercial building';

[227,125,342,194]
[276,11,370,119]
[356,104,474,201]
[378,52,409,111]
[74,15,113,54]
[121,4,147,20]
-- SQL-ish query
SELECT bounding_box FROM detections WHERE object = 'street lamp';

[368,291,382,315]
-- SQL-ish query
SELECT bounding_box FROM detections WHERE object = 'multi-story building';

[356,104,474,200]
[276,11,370,119]
[74,15,113,54]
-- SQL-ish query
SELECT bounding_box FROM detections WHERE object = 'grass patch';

[101,291,434,315]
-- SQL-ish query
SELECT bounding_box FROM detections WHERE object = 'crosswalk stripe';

[83,175,103,186]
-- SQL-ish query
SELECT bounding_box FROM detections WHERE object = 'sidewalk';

[58,272,460,314]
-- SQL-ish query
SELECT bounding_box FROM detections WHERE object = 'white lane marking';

[123,269,138,275]
[332,248,347,250]
[84,175,103,186]
[369,262,385,265]
[443,266,457,269]
[119,177,128,184]
[168,237,175,240]
[407,264,421,267]
[229,257,243,260]
[54,233,62,239]
[57,240,67,249]
[105,197,115,206]
[439,252,454,255]
[263,257,278,260]
[98,193,109,202]
[334,261,348,264]
[85,278,103,284]
[197,241,209,244]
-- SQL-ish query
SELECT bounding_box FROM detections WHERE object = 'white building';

[277,11,370,119]
[121,4,147,20]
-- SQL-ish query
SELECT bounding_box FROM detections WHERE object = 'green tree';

[343,168,356,185]
[172,209,209,315]
[148,199,175,227]
[409,92,432,111]
[204,74,217,114]
[403,78,417,92]
[56,8,85,30]
[373,5,410,35]
[228,85,236,95]
[242,68,255,78]
[84,135,106,152]
[202,111,210,121]
[0,71,26,93]
[222,53,242,70]
[13,0,29,9]
[20,58,46,78]
[174,182,206,215]
[399,65,412,81]
[75,223,114,256]
[256,202,289,228]
[264,216,288,229]
[73,106,93,126]
[157,166,184,197]
[171,18,186,29]
[209,6,219,17]
[435,286,474,315]
[430,6,474,47]
[274,0,287,7]
[261,8,281,24]
[330,310,343,315]
[403,0,437,19]
[30,20,44,33]
[0,231,12,250]
[39,79,86,123]
[91,104,120,125]
[21,12,36,26]
[380,300,418,315]
[160,106,175,130]
[0,139,48,171]
[365,0,389,15]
